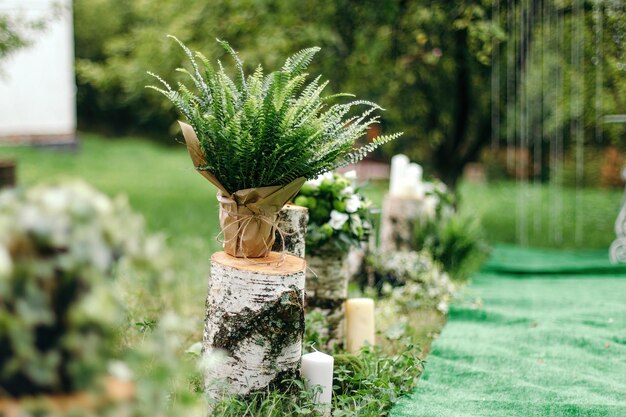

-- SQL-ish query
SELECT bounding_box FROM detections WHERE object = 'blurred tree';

[0,12,48,67]
[74,0,502,188]
[74,0,624,187]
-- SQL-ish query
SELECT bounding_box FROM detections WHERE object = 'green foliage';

[331,341,424,416]
[0,12,49,66]
[415,214,489,281]
[412,185,489,280]
[296,171,373,254]
[149,37,400,193]
[0,181,158,396]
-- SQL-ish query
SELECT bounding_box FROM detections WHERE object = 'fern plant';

[149,37,401,193]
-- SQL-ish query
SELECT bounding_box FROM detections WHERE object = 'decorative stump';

[380,194,424,252]
[203,251,306,397]
[305,247,350,350]
[272,203,309,258]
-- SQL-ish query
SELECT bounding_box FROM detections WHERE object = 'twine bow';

[216,208,296,266]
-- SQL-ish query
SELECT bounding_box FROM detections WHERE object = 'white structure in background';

[0,0,76,145]
[389,154,425,199]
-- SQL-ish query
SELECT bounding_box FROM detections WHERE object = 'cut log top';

[212,251,306,274]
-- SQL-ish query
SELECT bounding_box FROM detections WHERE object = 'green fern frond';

[282,47,320,76]
[147,38,401,193]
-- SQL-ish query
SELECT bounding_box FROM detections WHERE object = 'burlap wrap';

[179,122,305,258]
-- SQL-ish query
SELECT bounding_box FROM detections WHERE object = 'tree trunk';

[272,204,308,258]
[380,194,424,252]
[305,246,350,350]
[203,252,306,397]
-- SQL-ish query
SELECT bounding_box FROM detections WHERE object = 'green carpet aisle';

[391,246,626,417]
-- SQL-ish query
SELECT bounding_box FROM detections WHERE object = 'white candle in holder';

[389,154,409,196]
[301,351,334,412]
[345,298,375,353]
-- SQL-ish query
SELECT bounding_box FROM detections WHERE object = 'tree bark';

[203,252,306,397]
[272,204,308,258]
[305,246,350,350]
[380,194,424,252]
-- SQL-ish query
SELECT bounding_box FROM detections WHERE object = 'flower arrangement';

[0,181,161,396]
[365,250,454,314]
[293,171,372,255]
[149,37,400,257]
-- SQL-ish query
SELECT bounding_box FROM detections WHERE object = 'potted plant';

[293,170,373,348]
[149,37,401,258]
[0,182,150,413]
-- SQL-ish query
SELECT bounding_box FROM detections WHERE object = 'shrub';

[0,181,159,396]
[413,182,489,280]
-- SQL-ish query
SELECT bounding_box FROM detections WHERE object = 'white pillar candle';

[403,163,420,197]
[345,298,375,353]
[415,163,423,184]
[301,351,334,412]
[389,154,409,196]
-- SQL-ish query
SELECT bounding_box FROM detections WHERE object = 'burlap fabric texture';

[179,122,305,258]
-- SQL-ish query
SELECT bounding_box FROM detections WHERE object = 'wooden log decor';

[203,252,306,396]
[380,194,424,252]
[305,248,350,350]
[272,203,308,258]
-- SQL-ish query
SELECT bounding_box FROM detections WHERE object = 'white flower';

[340,186,354,196]
[343,170,357,180]
[345,194,362,213]
[306,175,323,187]
[436,301,449,314]
[0,246,12,278]
[328,210,349,230]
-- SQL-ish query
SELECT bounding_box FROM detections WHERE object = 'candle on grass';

[345,298,375,354]
[301,350,334,413]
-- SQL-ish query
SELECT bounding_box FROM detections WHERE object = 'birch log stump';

[305,247,350,350]
[203,252,306,397]
[380,194,424,252]
[272,204,308,258]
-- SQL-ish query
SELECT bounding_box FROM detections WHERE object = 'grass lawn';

[362,179,622,250]
[459,181,623,249]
